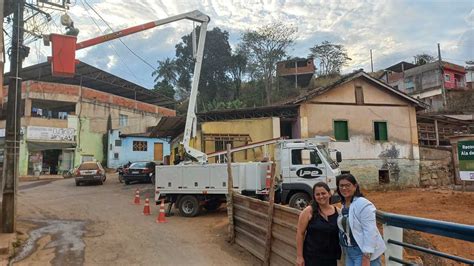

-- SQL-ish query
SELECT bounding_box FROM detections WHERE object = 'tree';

[229,49,248,100]
[152,27,235,106]
[152,58,178,99]
[414,53,435,65]
[240,22,297,105]
[174,27,233,106]
[309,41,351,76]
[152,80,175,99]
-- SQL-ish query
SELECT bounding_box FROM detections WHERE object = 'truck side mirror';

[336,151,342,163]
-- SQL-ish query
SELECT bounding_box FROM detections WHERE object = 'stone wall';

[419,147,454,187]
[339,158,420,189]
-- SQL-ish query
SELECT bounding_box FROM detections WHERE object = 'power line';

[83,0,158,72]
[79,0,141,84]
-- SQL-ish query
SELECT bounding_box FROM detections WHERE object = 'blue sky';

[14,0,474,90]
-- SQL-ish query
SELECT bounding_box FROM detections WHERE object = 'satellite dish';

[60,13,73,27]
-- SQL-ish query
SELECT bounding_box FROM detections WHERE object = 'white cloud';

[7,0,473,88]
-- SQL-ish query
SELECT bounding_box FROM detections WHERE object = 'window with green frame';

[374,121,388,141]
[334,120,349,141]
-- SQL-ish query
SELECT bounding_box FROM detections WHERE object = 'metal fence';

[231,194,474,266]
[377,211,474,265]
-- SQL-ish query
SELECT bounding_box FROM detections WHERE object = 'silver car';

[74,161,107,186]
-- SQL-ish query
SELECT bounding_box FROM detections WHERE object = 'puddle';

[12,219,86,265]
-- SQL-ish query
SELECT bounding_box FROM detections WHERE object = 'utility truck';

[155,136,343,217]
[151,11,344,216]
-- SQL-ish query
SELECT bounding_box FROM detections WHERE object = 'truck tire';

[289,192,311,210]
[178,195,200,217]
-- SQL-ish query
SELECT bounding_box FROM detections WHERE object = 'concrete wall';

[300,77,421,187]
[107,130,170,168]
[419,147,453,187]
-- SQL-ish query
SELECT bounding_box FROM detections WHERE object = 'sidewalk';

[19,174,64,182]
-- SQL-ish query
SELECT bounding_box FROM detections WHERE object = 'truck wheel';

[178,195,200,217]
[289,192,311,210]
[75,181,80,186]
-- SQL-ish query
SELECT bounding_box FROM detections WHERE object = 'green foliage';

[309,41,351,76]
[153,80,175,99]
[240,22,297,105]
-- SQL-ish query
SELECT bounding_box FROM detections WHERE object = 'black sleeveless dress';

[303,207,342,266]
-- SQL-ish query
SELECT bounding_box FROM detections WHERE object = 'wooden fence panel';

[232,193,299,265]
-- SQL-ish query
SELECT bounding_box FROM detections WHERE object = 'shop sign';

[27,126,76,142]
[0,127,26,137]
[458,141,474,181]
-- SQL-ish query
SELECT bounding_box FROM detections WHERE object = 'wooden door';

[154,143,163,161]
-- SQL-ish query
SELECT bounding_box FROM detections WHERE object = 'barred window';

[133,141,147,151]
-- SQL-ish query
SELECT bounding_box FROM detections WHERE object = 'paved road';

[14,174,259,265]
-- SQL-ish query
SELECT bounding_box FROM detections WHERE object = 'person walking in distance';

[336,174,386,266]
[296,182,341,266]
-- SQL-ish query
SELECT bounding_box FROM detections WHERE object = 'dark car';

[123,161,156,185]
[74,161,106,186]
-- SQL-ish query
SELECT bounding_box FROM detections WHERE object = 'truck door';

[289,148,327,184]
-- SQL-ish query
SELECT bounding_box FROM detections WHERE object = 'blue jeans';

[343,246,381,266]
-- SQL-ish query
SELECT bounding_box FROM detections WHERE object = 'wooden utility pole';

[263,162,276,266]
[226,144,235,243]
[2,0,26,233]
[370,49,374,73]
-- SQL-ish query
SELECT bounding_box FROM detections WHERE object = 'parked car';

[74,161,107,186]
[123,161,156,185]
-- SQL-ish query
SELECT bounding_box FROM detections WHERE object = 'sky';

[8,0,474,90]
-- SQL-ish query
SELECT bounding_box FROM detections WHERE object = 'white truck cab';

[275,137,342,209]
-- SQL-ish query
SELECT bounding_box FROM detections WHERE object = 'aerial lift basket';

[49,34,78,77]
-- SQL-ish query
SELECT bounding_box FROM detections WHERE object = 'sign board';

[0,127,26,137]
[458,141,474,181]
[27,126,76,142]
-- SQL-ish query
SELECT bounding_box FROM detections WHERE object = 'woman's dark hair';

[336,173,364,201]
[310,182,331,217]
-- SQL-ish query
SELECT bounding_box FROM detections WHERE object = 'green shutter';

[334,121,348,141]
[374,122,388,141]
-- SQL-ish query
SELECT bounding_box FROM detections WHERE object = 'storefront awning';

[27,141,76,151]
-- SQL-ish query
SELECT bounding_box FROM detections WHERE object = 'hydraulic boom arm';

[72,10,209,164]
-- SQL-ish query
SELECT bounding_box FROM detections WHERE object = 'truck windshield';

[317,145,339,169]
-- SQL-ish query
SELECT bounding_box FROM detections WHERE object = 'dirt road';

[14,174,259,265]
[365,188,474,265]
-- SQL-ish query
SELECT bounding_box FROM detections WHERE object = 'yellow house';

[152,71,426,188]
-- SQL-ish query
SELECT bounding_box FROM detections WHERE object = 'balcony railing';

[377,211,474,265]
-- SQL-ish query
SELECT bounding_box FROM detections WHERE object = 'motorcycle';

[117,162,131,183]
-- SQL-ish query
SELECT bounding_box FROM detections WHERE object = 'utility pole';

[2,0,26,233]
[438,43,447,108]
[370,49,374,73]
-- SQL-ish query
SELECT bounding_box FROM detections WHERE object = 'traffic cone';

[143,198,151,216]
[133,188,140,205]
[156,199,167,223]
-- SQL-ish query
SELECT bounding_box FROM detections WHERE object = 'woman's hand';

[362,255,370,266]
[296,256,305,266]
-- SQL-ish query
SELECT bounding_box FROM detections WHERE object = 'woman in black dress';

[296,182,341,266]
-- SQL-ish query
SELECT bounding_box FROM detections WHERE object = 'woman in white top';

[336,174,386,266]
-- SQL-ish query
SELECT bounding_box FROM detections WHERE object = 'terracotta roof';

[284,70,428,110]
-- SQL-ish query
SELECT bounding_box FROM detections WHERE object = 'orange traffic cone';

[133,188,140,205]
[143,198,151,216]
[156,199,167,223]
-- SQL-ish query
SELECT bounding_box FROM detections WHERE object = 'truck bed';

[155,162,271,200]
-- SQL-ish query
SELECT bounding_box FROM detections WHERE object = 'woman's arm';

[296,206,312,266]
[358,201,378,256]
